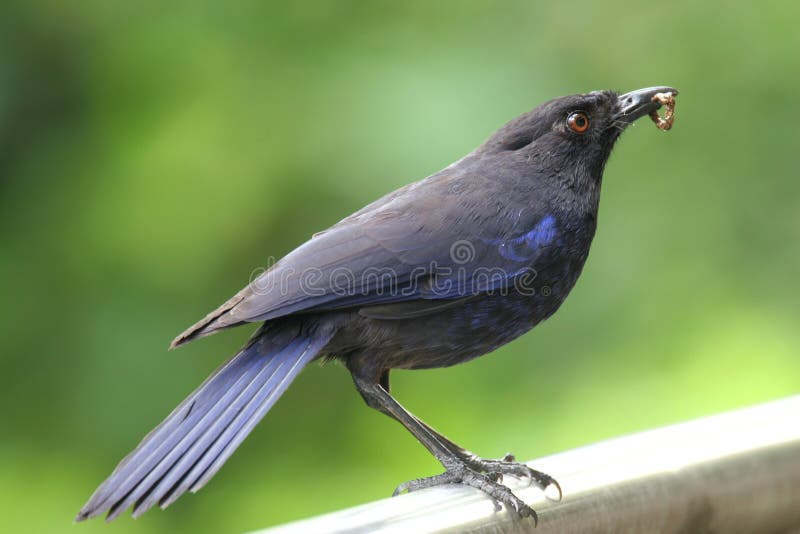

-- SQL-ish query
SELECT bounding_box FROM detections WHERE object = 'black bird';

[77,86,677,522]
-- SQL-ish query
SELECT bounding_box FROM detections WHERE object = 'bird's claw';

[392,455,560,523]
[459,452,562,501]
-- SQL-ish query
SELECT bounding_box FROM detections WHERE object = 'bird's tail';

[76,321,335,522]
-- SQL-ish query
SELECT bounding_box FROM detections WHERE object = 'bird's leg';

[353,374,556,520]
[376,371,560,495]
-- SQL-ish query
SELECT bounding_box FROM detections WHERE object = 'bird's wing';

[172,169,559,346]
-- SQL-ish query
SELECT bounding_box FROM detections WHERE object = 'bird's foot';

[460,452,562,500]
[393,456,559,523]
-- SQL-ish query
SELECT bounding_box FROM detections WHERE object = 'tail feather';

[162,339,314,506]
[130,339,306,517]
[77,323,333,522]
[103,355,268,518]
[112,351,291,520]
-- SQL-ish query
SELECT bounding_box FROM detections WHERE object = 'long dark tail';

[77,322,334,522]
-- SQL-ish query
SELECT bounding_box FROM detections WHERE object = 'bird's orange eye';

[567,112,590,133]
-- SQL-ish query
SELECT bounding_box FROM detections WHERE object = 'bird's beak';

[616,86,679,124]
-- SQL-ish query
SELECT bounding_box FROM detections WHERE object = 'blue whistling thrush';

[78,86,678,522]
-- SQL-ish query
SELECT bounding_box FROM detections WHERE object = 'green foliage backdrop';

[1,1,798,532]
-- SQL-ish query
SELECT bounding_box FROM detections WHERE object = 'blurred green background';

[1,1,798,532]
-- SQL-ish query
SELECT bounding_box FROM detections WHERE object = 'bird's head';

[478,86,678,195]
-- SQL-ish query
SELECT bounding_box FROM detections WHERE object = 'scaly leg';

[352,374,560,521]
